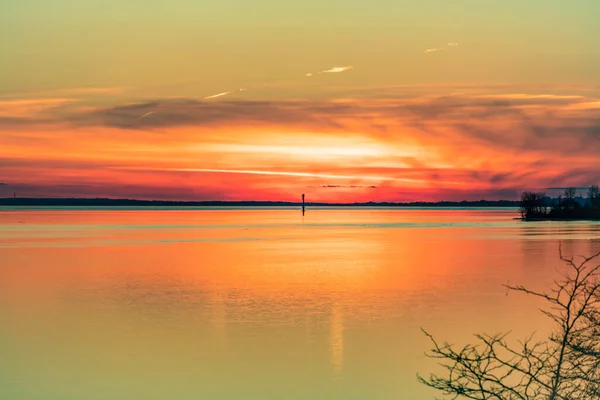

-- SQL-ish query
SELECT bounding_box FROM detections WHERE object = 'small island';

[519,185,600,220]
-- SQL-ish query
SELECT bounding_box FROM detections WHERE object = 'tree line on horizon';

[0,197,521,207]
[520,186,600,219]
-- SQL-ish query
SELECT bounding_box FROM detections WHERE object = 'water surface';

[2,207,599,399]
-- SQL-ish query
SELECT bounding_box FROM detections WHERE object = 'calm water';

[2,207,600,399]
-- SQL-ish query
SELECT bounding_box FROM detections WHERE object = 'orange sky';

[2,83,600,202]
[2,1,600,201]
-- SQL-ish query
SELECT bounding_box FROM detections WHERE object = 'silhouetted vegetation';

[520,186,600,220]
[419,248,600,399]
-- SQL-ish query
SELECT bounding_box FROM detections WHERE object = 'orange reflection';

[330,301,344,376]
[2,208,582,400]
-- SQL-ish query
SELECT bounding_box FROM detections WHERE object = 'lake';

[2,207,600,399]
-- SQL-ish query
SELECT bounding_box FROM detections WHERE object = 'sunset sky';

[2,0,600,201]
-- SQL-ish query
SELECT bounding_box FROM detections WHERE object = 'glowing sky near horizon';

[1,0,600,201]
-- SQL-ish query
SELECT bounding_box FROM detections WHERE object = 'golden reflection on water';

[330,301,344,376]
[208,288,228,342]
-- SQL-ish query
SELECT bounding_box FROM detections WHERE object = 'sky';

[1,0,600,202]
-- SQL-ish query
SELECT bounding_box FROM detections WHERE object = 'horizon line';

[0,197,521,205]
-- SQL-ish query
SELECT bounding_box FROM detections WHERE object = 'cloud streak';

[307,66,354,76]
[320,66,353,74]
[115,167,421,183]
[0,98,78,117]
[66,98,354,129]
[316,185,378,189]
[54,91,600,149]
[204,88,246,100]
[424,42,460,54]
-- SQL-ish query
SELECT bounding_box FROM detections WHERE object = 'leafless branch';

[419,248,600,399]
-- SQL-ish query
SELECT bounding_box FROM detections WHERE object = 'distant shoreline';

[518,217,600,222]
[0,198,520,207]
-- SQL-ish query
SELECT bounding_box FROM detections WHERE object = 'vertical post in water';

[302,193,305,216]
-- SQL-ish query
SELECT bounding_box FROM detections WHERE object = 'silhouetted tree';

[418,248,600,399]
[589,186,600,211]
[563,187,578,212]
[520,191,546,218]
[552,194,565,215]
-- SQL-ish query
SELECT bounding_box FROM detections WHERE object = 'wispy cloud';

[0,87,127,101]
[0,98,78,117]
[133,88,248,120]
[115,167,420,183]
[138,111,155,121]
[0,182,6,185]
[204,88,246,100]
[61,87,127,95]
[476,94,585,100]
[563,101,600,110]
[321,66,353,74]
[424,42,460,54]
[12,90,597,147]
[67,99,352,129]
[306,66,354,76]
[315,185,378,189]
[205,91,233,100]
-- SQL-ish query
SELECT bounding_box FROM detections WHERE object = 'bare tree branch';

[419,248,600,399]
